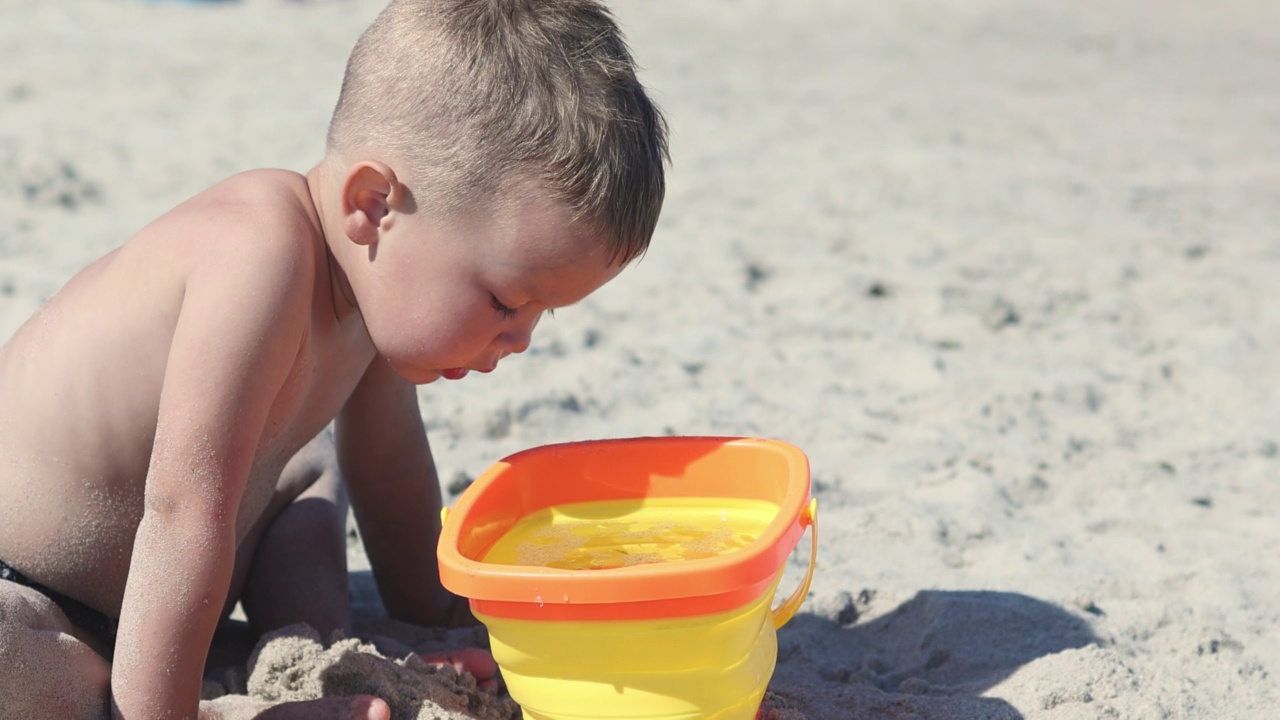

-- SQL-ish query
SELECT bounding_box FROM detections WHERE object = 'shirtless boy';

[0,1,667,718]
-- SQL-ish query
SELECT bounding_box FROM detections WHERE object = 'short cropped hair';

[327,0,669,263]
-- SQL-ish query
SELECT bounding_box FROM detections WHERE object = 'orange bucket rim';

[437,436,812,609]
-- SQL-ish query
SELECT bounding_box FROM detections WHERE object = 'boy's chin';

[384,361,443,386]
[397,369,471,385]
[384,357,474,385]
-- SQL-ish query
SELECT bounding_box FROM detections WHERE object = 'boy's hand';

[419,648,500,692]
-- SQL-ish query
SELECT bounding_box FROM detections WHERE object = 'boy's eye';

[490,294,519,320]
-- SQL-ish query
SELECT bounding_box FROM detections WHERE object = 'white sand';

[3,0,1278,717]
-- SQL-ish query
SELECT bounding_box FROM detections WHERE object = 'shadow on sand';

[766,590,1099,719]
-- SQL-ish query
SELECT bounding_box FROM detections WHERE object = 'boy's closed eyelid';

[490,293,519,319]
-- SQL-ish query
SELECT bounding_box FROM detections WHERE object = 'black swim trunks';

[0,558,117,651]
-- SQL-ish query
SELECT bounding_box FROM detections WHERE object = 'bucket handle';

[771,499,818,629]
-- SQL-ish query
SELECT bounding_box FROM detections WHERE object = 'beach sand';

[3,0,1278,717]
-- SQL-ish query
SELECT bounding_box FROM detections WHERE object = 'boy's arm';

[110,233,309,718]
[336,358,459,627]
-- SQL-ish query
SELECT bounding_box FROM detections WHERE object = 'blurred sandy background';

[3,0,1278,717]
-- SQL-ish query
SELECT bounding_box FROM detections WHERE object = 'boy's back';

[0,169,364,620]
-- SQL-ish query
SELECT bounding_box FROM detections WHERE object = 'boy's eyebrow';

[520,277,586,311]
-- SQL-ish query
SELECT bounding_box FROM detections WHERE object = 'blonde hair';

[327,0,669,262]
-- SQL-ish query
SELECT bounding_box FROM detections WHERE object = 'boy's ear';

[340,161,401,246]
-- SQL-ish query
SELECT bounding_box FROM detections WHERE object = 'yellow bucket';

[438,437,818,720]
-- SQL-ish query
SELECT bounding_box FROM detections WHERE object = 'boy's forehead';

[532,259,626,309]
[491,223,626,308]
[490,187,614,262]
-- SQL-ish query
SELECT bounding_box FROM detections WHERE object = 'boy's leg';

[0,581,111,720]
[235,431,352,639]
[206,430,350,675]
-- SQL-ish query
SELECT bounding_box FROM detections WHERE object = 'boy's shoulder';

[201,168,318,232]
[217,167,308,195]
[123,168,326,306]
[154,168,323,265]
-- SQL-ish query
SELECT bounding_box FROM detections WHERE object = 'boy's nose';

[499,331,532,355]
[496,312,542,355]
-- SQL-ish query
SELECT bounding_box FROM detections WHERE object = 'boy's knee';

[279,431,344,502]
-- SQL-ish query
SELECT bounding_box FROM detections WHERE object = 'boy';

[0,0,667,718]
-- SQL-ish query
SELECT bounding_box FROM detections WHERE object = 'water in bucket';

[483,497,779,570]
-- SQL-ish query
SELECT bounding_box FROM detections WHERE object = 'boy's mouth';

[440,368,469,380]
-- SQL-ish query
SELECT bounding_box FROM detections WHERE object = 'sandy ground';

[3,0,1279,718]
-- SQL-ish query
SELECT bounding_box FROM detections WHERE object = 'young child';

[0,0,667,717]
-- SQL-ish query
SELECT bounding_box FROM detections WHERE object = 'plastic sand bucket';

[438,436,817,720]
